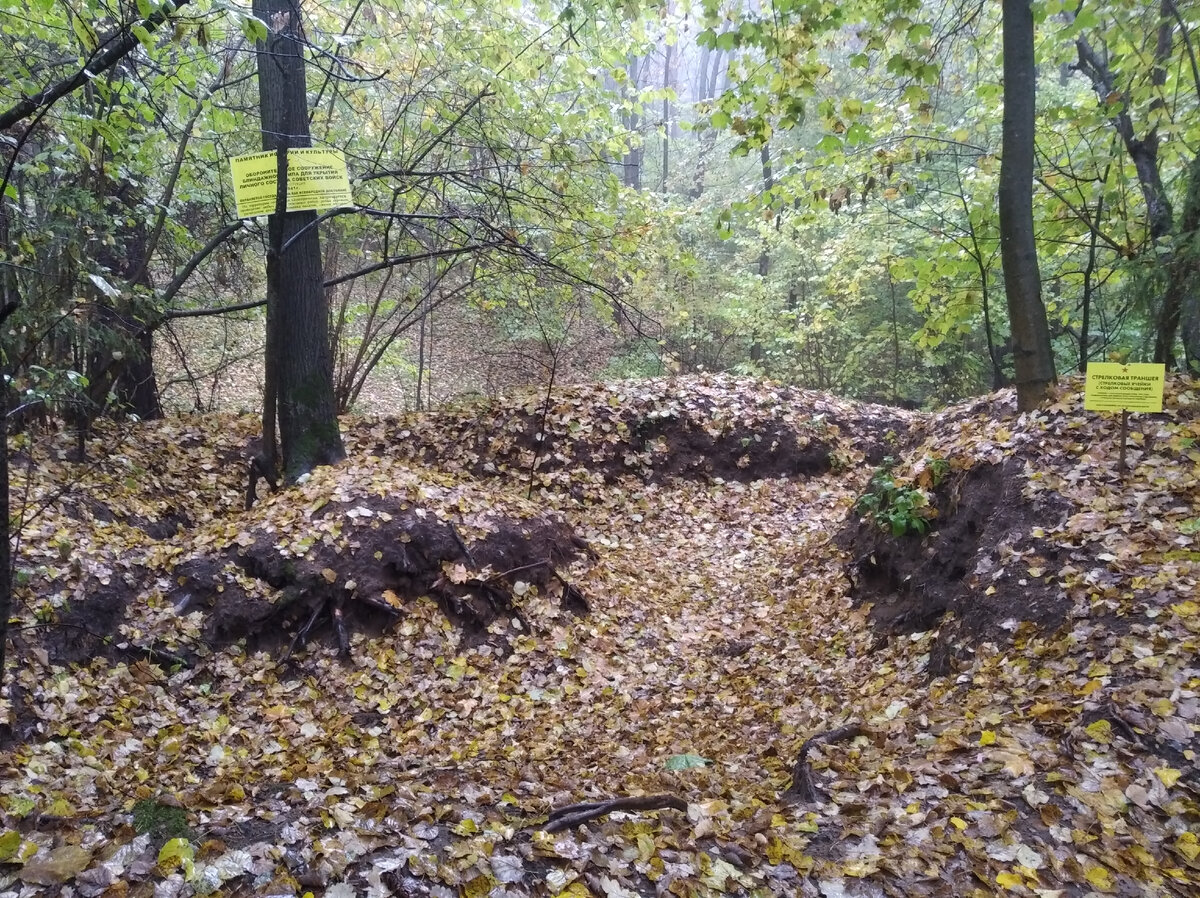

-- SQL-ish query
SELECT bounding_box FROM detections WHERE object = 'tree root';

[785,722,865,802]
[543,794,688,833]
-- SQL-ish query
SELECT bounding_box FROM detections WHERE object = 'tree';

[998,0,1055,410]
[0,0,200,693]
[253,0,345,478]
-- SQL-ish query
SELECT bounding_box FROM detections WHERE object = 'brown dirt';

[363,382,919,487]
[838,458,1073,674]
[170,494,591,655]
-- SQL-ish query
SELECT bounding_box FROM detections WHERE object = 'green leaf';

[906,23,932,43]
[665,753,711,770]
[136,0,153,17]
[845,122,871,146]
[70,14,99,51]
[131,24,153,47]
[0,831,23,862]
[816,134,843,154]
[241,15,269,44]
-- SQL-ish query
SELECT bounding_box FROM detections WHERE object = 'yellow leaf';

[1084,864,1115,892]
[996,871,1024,889]
[1170,600,1199,617]
[1085,719,1112,743]
[1176,832,1200,861]
[979,730,997,746]
[1151,697,1174,717]
[1030,702,1060,718]
[1154,767,1182,788]
[157,838,195,875]
[950,817,968,831]
[454,818,478,835]
[321,568,337,583]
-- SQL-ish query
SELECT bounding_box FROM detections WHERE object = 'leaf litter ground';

[1,374,1198,898]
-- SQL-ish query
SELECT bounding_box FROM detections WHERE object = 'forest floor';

[1,374,1198,898]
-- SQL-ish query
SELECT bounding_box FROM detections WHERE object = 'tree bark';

[622,55,643,190]
[0,215,16,694]
[254,0,345,479]
[1074,34,1173,242]
[661,41,672,192]
[1159,151,1200,371]
[999,0,1056,410]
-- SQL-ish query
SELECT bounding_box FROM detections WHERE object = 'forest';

[0,0,1199,896]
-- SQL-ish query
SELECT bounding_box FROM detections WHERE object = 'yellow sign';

[1084,362,1165,413]
[286,148,353,212]
[229,148,352,218]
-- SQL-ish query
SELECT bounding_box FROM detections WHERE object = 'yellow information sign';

[229,148,353,219]
[286,148,353,212]
[1084,362,1165,413]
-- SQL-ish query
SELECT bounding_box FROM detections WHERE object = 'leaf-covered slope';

[365,374,918,486]
[1,375,1198,898]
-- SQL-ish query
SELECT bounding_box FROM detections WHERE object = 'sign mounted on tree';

[1083,363,1165,413]
[229,148,353,218]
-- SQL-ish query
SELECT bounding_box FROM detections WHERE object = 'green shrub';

[854,457,935,537]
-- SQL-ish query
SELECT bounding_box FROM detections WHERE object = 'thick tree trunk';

[1159,152,1200,370]
[254,0,345,479]
[999,0,1056,410]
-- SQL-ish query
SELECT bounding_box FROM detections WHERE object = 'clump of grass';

[132,798,191,842]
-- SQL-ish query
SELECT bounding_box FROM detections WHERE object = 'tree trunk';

[622,55,643,190]
[92,206,162,419]
[0,215,16,695]
[1079,188,1105,372]
[661,41,672,192]
[254,0,345,479]
[1158,151,1200,370]
[999,0,1056,410]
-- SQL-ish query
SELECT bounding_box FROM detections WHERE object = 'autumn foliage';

[1,375,1198,896]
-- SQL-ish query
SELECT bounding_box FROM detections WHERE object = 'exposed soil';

[839,457,1073,674]
[170,494,592,655]
[359,379,919,486]
[408,405,839,484]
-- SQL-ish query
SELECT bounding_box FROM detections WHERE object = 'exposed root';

[785,723,866,802]
[543,794,688,833]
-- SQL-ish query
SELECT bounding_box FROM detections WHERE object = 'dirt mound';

[840,456,1073,672]
[349,375,919,487]
[168,485,592,658]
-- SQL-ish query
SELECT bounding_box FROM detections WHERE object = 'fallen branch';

[785,723,865,802]
[544,794,687,833]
